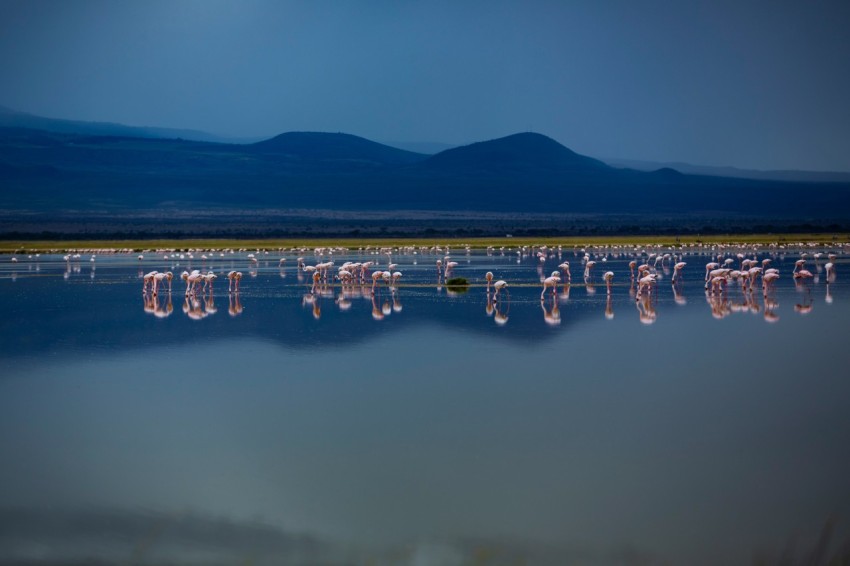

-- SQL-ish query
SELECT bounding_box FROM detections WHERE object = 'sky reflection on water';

[1,245,849,565]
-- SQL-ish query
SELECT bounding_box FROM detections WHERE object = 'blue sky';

[1,0,849,170]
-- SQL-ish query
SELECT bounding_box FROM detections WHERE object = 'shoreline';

[1,232,848,253]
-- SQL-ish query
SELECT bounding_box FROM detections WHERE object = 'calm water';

[1,245,849,565]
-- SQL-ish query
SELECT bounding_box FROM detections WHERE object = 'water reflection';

[2,243,850,564]
[605,294,614,319]
[143,292,173,318]
[636,292,657,324]
[540,294,560,325]
[8,243,845,328]
[228,292,243,316]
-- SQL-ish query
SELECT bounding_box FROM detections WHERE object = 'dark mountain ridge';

[0,105,254,144]
[0,123,848,223]
[424,132,610,172]
[250,131,426,165]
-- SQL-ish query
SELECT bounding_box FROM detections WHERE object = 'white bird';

[541,271,561,298]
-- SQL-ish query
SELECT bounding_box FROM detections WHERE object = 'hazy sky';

[1,0,849,170]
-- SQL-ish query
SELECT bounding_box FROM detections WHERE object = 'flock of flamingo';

[4,241,843,325]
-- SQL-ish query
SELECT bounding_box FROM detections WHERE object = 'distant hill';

[424,132,610,172]
[250,132,426,165]
[605,156,850,184]
[0,105,257,144]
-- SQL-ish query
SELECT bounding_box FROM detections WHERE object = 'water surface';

[1,245,849,565]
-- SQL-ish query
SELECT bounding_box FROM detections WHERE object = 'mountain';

[250,132,426,165]
[382,141,457,154]
[424,132,610,172]
[0,125,848,226]
[0,105,257,144]
[605,156,850,184]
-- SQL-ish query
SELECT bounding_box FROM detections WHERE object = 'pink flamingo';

[202,272,217,293]
[637,273,656,298]
[227,270,242,292]
[709,275,728,294]
[444,260,459,278]
[541,271,560,299]
[152,271,171,295]
[671,262,686,283]
[142,271,158,293]
[762,271,780,292]
[493,280,508,299]
[603,271,614,294]
[825,262,835,281]
[182,270,203,296]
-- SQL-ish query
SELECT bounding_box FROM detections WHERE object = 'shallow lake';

[1,243,849,565]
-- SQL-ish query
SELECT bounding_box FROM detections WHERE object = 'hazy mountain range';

[1,105,849,231]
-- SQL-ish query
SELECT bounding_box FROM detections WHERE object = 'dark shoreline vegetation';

[1,209,848,242]
[2,232,848,253]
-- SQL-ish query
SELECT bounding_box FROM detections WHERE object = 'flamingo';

[671,262,686,283]
[541,271,561,298]
[558,262,571,283]
[227,270,243,292]
[493,280,508,298]
[152,271,171,295]
[603,271,614,294]
[762,271,780,292]
[637,273,656,298]
[444,260,459,278]
[142,271,158,293]
[584,260,596,281]
[181,270,203,296]
[336,269,353,284]
[825,262,835,281]
[705,268,730,289]
[202,272,217,293]
[710,275,728,294]
[371,270,383,294]
[485,271,494,292]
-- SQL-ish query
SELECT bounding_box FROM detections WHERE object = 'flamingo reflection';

[605,294,614,319]
[540,295,560,325]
